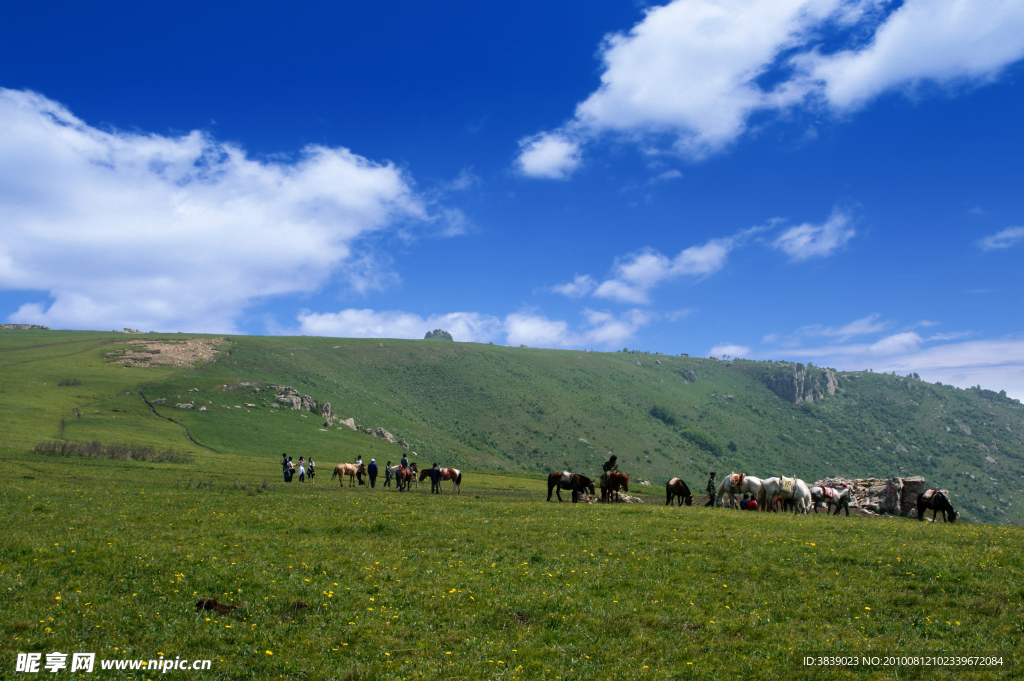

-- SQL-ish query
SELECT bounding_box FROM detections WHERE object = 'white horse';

[716,473,763,509]
[810,485,852,516]
[759,476,811,514]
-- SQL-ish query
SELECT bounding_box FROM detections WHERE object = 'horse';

[810,485,852,516]
[419,467,463,494]
[395,463,419,492]
[715,473,762,509]
[665,477,693,506]
[759,476,810,514]
[331,463,366,488]
[600,471,629,502]
[547,472,595,502]
[917,489,956,523]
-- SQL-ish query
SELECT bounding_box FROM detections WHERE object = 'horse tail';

[331,468,338,480]
[455,470,462,485]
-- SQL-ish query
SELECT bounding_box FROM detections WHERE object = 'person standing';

[281,454,289,483]
[705,472,717,507]
[430,462,442,494]
[384,460,393,487]
[297,457,306,483]
[368,459,378,488]
[308,457,316,483]
[286,457,295,483]
[355,455,364,485]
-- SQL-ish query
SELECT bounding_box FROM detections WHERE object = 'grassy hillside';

[2,329,1023,525]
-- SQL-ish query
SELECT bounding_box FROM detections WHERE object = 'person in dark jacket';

[429,462,442,494]
[368,459,378,488]
[384,460,393,487]
[705,472,716,507]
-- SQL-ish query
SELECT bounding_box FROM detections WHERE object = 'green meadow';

[2,329,1023,679]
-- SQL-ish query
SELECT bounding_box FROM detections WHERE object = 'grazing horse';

[600,471,629,502]
[331,463,366,488]
[917,489,956,523]
[759,476,811,514]
[665,477,693,506]
[547,472,595,502]
[810,485,852,516]
[716,473,763,509]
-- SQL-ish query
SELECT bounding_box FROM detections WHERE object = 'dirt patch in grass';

[106,337,223,367]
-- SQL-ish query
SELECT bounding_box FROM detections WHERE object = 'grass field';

[3,451,1022,680]
[2,329,1023,679]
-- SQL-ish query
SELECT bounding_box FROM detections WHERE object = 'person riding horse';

[600,455,618,489]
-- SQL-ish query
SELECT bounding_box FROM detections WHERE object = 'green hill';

[2,329,1022,525]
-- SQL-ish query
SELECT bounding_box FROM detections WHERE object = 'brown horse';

[600,471,629,502]
[331,463,366,488]
[665,477,693,506]
[396,463,419,492]
[917,489,956,522]
[547,472,595,502]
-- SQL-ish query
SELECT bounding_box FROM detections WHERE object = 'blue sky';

[1,1,1023,396]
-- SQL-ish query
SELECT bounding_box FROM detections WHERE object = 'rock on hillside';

[274,386,316,412]
[424,329,454,341]
[763,365,838,403]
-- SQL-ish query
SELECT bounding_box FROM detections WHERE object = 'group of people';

[281,455,315,483]
[703,471,756,510]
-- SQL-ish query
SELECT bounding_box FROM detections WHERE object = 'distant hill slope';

[2,330,1023,525]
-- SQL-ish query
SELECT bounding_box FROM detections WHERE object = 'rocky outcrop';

[955,419,972,435]
[275,386,316,412]
[398,437,410,450]
[176,402,194,409]
[339,417,357,431]
[0,324,51,330]
[424,329,454,341]
[814,475,943,517]
[373,427,397,444]
[677,369,697,383]
[763,365,838,403]
[321,402,332,420]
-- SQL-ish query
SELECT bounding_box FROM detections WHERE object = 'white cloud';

[773,210,855,261]
[592,234,739,304]
[0,89,434,332]
[799,312,887,341]
[297,307,652,349]
[514,132,581,179]
[978,226,1024,250]
[296,309,503,342]
[710,343,751,358]
[550,274,597,298]
[517,0,1024,174]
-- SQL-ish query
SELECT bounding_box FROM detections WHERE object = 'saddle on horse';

[561,471,573,486]
[730,473,745,488]
[921,488,937,501]
[780,476,796,495]
[822,486,835,500]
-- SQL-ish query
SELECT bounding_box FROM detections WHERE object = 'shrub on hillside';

[649,405,677,426]
[424,329,454,341]
[679,426,724,458]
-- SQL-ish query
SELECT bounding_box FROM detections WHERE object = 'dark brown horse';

[665,477,693,506]
[600,471,629,502]
[547,472,595,502]
[396,463,419,492]
[917,489,956,522]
